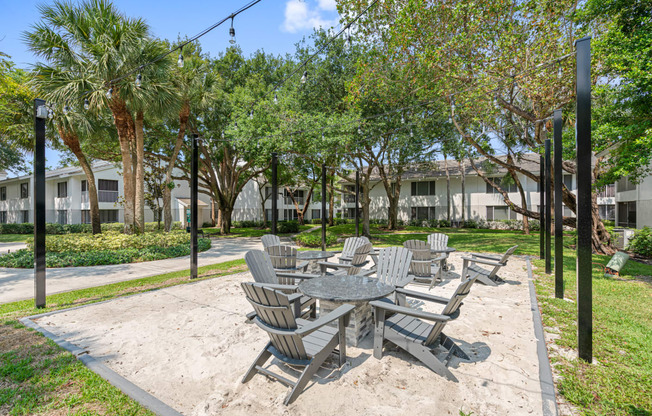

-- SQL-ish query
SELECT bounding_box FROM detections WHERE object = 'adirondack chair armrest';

[395,287,450,304]
[471,253,502,261]
[461,257,504,267]
[296,304,356,337]
[370,301,451,322]
[358,268,376,277]
[257,283,300,293]
[276,272,320,280]
[286,293,304,303]
[316,261,346,270]
[432,255,447,262]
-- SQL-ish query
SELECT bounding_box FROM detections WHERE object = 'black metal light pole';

[34,99,47,308]
[321,163,327,251]
[355,170,360,237]
[576,36,593,362]
[190,134,199,279]
[545,138,552,274]
[271,152,278,235]
[540,154,545,260]
[554,109,564,298]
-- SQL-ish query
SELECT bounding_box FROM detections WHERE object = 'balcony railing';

[98,190,119,203]
[596,185,615,198]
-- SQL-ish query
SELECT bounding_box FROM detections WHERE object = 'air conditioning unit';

[612,228,635,250]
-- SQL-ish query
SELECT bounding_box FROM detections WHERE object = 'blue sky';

[0,0,341,171]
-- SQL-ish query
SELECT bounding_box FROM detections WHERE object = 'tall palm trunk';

[164,103,190,231]
[57,127,101,234]
[109,98,137,234]
[134,111,146,233]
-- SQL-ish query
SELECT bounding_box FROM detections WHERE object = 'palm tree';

[24,0,177,233]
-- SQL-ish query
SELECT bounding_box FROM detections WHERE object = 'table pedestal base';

[319,300,372,347]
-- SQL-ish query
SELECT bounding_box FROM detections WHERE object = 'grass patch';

[0,258,247,415]
[532,247,652,414]
[202,224,314,238]
[0,234,28,243]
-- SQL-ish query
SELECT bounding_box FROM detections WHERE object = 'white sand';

[36,252,544,415]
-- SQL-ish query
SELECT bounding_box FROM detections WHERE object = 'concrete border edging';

[20,313,183,416]
[526,256,559,416]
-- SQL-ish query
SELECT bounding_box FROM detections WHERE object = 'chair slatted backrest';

[485,245,519,279]
[423,273,479,347]
[345,243,373,275]
[245,250,278,285]
[376,247,413,287]
[261,234,281,249]
[339,237,367,265]
[403,240,433,277]
[265,245,299,284]
[428,233,449,250]
[241,282,308,361]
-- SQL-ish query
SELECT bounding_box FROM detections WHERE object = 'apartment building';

[0,162,212,227]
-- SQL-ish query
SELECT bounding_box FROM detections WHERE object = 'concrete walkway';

[0,242,27,255]
[0,238,263,305]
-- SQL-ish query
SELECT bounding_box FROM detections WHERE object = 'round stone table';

[297,250,336,274]
[299,275,395,346]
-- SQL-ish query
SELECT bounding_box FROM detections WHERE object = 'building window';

[98,179,119,203]
[99,209,119,223]
[617,176,637,192]
[486,177,517,193]
[57,181,68,198]
[563,174,574,191]
[57,210,67,225]
[0,186,5,201]
[599,205,615,221]
[21,210,29,223]
[264,186,272,198]
[410,206,438,221]
[343,185,357,203]
[20,183,29,199]
[411,181,435,196]
[345,207,362,219]
[81,210,91,224]
[0,211,6,224]
[283,209,298,221]
[486,206,517,221]
[311,209,321,219]
[597,184,615,198]
[617,201,636,228]
[81,180,88,192]
[284,189,304,205]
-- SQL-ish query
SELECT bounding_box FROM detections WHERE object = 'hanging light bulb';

[106,87,113,99]
[178,51,184,68]
[410,130,414,138]
[450,95,456,113]
[83,98,90,111]
[63,104,70,115]
[47,107,54,119]
[221,131,225,139]
[274,92,278,104]
[249,109,254,119]
[321,132,325,140]
[401,114,405,124]
[448,115,452,124]
[557,64,562,79]
[135,73,142,88]
[493,94,499,109]
[229,18,236,44]
[234,121,238,130]
[301,70,308,84]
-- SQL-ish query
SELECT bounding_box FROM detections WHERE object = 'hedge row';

[0,222,182,235]
[0,238,211,268]
[294,231,338,248]
[27,230,193,253]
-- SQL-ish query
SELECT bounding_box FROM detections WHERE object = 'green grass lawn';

[0,234,29,243]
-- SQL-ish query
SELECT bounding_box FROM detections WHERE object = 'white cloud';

[282,0,338,33]
[317,0,337,11]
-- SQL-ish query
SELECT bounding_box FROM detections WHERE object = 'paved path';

[0,242,27,255]
[0,238,263,305]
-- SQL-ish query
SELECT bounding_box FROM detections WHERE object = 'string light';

[135,73,142,88]
[83,99,90,110]
[249,109,254,119]
[178,48,184,68]
[301,70,308,84]
[557,62,562,79]
[401,114,405,124]
[234,121,238,130]
[106,88,113,99]
[450,95,456,113]
[410,129,414,138]
[274,92,278,104]
[221,131,225,139]
[47,106,54,119]
[229,18,236,44]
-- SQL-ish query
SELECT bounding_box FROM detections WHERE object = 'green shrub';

[26,230,193,253]
[0,238,211,268]
[295,232,337,247]
[462,220,478,229]
[0,223,34,234]
[438,219,451,228]
[0,221,181,235]
[529,220,541,231]
[334,218,349,225]
[278,221,299,233]
[232,220,264,228]
[311,218,322,224]
[602,220,615,227]
[627,226,652,257]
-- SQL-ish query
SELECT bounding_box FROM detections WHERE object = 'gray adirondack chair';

[360,247,413,304]
[428,233,452,270]
[265,245,309,273]
[244,250,316,319]
[403,239,446,290]
[337,237,369,265]
[261,234,281,248]
[461,245,519,286]
[241,282,355,405]
[369,270,481,381]
[317,243,372,276]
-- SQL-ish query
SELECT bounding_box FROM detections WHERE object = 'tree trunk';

[58,127,101,234]
[362,169,372,236]
[329,175,335,226]
[386,179,401,230]
[134,111,146,233]
[108,97,136,234]
[507,155,530,235]
[459,160,466,225]
[163,102,190,232]
[221,205,232,235]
